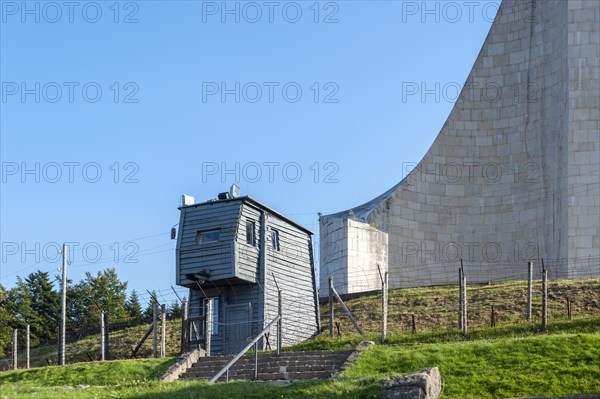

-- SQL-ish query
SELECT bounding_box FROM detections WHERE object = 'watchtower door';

[224,303,252,354]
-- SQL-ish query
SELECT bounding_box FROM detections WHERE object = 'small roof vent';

[182,194,195,206]
[230,184,240,198]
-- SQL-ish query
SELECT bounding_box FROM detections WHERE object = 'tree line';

[0,268,183,358]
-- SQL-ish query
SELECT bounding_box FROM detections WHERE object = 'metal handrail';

[209,314,281,383]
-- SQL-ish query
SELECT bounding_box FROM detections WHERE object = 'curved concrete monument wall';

[320,0,600,293]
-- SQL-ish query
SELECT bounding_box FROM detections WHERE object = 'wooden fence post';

[411,314,416,334]
[462,273,468,337]
[567,297,572,320]
[378,265,388,344]
[153,302,158,358]
[181,298,188,354]
[330,285,363,335]
[161,304,167,358]
[328,276,334,338]
[26,325,30,369]
[100,311,105,361]
[491,305,496,327]
[527,261,533,322]
[12,329,18,370]
[205,299,213,357]
[104,312,110,360]
[458,263,463,329]
[277,290,282,355]
[541,262,548,331]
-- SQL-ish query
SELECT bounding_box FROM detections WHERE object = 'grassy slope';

[1,329,599,398]
[1,279,598,398]
[325,279,600,336]
[345,334,600,399]
[0,320,183,370]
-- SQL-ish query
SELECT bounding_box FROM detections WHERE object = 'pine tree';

[143,291,158,322]
[24,271,60,344]
[125,290,144,321]
[168,301,182,319]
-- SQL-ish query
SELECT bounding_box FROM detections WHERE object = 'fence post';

[100,311,105,361]
[411,314,416,334]
[12,329,18,370]
[541,264,548,331]
[328,276,334,338]
[104,312,110,360]
[377,265,388,344]
[567,297,572,320]
[462,273,468,337]
[161,304,167,358]
[458,264,463,329]
[181,298,188,354]
[205,299,212,357]
[153,302,158,358]
[382,271,388,343]
[277,290,282,355]
[527,261,533,322]
[26,325,30,369]
[491,305,496,327]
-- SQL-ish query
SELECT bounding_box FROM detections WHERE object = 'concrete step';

[181,349,355,382]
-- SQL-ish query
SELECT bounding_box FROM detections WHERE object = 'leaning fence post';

[100,311,105,361]
[328,276,334,338]
[13,329,18,370]
[541,261,548,331]
[26,325,30,369]
[527,261,533,322]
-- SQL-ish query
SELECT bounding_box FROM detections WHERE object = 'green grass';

[1,278,598,398]
[1,332,599,399]
[286,316,600,351]
[0,357,176,387]
[343,333,600,399]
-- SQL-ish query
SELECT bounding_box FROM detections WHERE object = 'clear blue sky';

[1,0,498,305]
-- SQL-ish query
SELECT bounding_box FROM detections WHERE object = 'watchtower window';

[196,229,221,244]
[246,220,256,246]
[271,229,280,251]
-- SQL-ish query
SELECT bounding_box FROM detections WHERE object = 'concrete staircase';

[181,349,355,382]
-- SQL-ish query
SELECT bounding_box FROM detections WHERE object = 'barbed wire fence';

[319,257,600,341]
[0,287,189,371]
